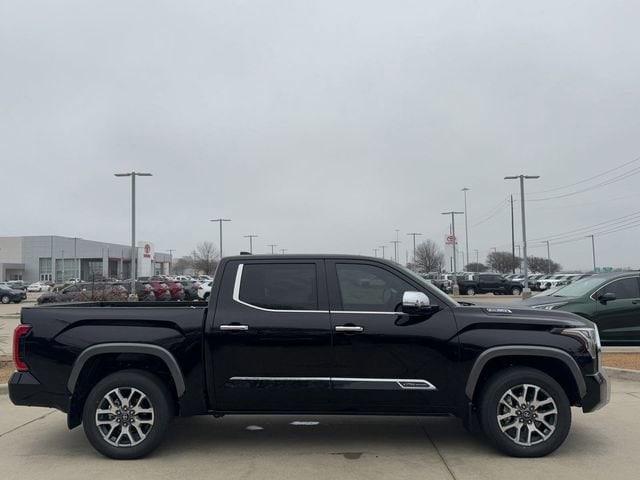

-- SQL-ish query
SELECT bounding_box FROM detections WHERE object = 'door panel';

[209,260,332,411]
[327,260,459,414]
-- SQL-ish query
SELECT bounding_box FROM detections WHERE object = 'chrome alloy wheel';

[95,387,155,447]
[496,383,558,446]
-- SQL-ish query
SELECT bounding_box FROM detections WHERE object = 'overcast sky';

[2,1,640,271]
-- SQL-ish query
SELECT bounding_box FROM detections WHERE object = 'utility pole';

[373,248,379,258]
[543,240,551,274]
[115,171,152,300]
[441,211,464,295]
[390,229,401,262]
[74,237,79,280]
[510,194,516,274]
[462,187,470,267]
[587,235,597,271]
[280,248,287,254]
[244,234,258,254]
[267,244,278,255]
[379,245,387,259]
[406,232,422,263]
[167,249,175,275]
[210,218,231,259]
[474,249,479,271]
[505,174,540,298]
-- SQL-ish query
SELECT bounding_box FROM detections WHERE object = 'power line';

[529,209,640,243]
[471,197,510,227]
[529,155,640,195]
[528,165,640,202]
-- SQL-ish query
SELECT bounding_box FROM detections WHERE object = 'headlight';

[530,302,568,310]
[560,327,601,359]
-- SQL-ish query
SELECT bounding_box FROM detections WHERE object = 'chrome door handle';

[220,324,249,331]
[335,325,364,333]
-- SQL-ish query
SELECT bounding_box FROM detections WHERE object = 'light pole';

[74,237,79,280]
[280,248,287,254]
[115,171,152,299]
[587,234,597,271]
[267,244,278,254]
[505,174,540,298]
[474,249,479,271]
[462,187,470,267]
[210,219,231,259]
[244,234,258,254]
[373,248,379,257]
[406,233,422,263]
[442,211,464,295]
[378,245,387,259]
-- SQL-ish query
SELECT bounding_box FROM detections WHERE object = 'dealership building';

[0,236,171,283]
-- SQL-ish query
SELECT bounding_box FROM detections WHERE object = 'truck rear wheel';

[82,370,173,459]
[466,287,476,296]
[478,367,571,457]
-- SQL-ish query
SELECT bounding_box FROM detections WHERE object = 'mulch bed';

[602,352,640,371]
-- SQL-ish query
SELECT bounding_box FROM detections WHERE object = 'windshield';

[550,276,606,297]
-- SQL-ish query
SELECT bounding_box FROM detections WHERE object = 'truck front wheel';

[466,287,476,296]
[82,369,173,459]
[478,367,571,457]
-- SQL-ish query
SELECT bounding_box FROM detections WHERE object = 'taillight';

[13,324,32,372]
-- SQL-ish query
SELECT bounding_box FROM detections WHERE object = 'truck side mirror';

[599,292,616,304]
[402,291,437,315]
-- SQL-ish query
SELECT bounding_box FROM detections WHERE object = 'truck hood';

[455,304,592,329]
[520,295,579,307]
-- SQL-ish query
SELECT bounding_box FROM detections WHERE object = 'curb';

[0,383,7,395]
[603,367,640,382]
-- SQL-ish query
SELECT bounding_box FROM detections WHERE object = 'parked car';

[135,278,172,301]
[118,281,156,302]
[457,273,524,295]
[420,272,452,293]
[37,282,128,304]
[158,278,185,301]
[3,280,28,291]
[523,271,640,345]
[27,282,51,292]
[0,284,27,304]
[9,254,608,459]
[197,280,213,300]
[178,280,200,301]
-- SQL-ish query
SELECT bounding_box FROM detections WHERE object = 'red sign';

[445,235,457,245]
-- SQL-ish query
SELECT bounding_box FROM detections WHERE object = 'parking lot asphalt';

[0,378,638,480]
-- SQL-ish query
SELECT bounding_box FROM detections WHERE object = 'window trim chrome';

[229,376,437,391]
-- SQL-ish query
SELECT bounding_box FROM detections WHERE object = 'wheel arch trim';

[67,342,186,397]
[465,345,587,400]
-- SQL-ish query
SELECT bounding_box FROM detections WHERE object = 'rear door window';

[597,277,640,300]
[239,263,318,310]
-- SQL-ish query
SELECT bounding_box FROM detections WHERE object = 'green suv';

[522,272,640,345]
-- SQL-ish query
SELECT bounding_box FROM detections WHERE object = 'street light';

[586,234,597,271]
[244,234,258,254]
[267,244,278,254]
[462,187,470,267]
[390,229,401,263]
[210,219,231,259]
[505,174,540,298]
[406,233,422,264]
[115,171,152,299]
[442,211,464,295]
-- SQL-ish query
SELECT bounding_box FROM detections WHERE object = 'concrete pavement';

[0,378,638,480]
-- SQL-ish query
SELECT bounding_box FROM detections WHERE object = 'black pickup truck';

[458,273,525,296]
[9,255,609,459]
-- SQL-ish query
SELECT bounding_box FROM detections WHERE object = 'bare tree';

[487,251,521,274]
[172,255,194,275]
[465,262,487,273]
[412,240,445,273]
[528,256,561,274]
[191,242,219,275]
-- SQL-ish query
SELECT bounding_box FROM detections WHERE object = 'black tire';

[1,295,10,304]
[203,292,210,301]
[466,287,476,296]
[511,287,522,296]
[479,367,571,457]
[82,370,173,459]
